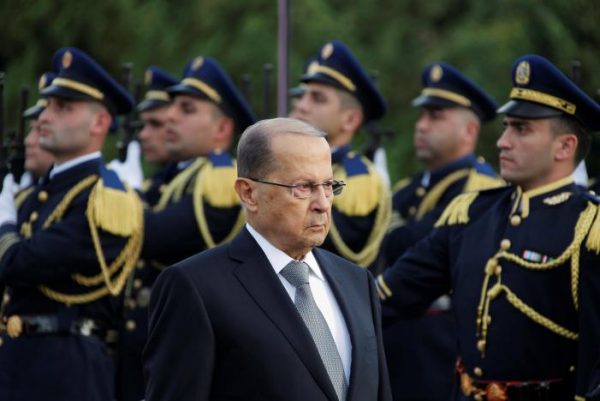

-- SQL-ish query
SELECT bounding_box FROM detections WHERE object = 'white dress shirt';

[245,223,352,381]
[49,151,102,179]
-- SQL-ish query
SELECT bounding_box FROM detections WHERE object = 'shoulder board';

[583,191,600,253]
[473,156,497,176]
[341,151,369,177]
[392,177,412,193]
[208,150,234,167]
[196,152,239,208]
[334,155,385,216]
[88,166,142,236]
[434,185,511,227]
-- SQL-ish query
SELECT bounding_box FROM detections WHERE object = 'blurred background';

[2,0,600,182]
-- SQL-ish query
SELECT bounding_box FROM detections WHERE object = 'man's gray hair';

[237,117,325,178]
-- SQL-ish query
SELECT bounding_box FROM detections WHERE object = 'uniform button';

[500,239,511,250]
[510,215,521,226]
[136,260,145,269]
[474,394,483,401]
[408,206,417,216]
[477,340,486,352]
[126,320,136,331]
[569,365,576,372]
[133,279,143,289]
[2,293,9,304]
[128,299,137,309]
[38,191,48,202]
[485,316,492,325]
[416,187,426,197]
[473,367,483,377]
[30,211,39,222]
[495,266,502,276]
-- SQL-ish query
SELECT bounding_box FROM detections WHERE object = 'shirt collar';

[245,223,325,281]
[49,151,101,179]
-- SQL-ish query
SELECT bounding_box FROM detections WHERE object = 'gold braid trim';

[42,175,99,228]
[463,170,504,193]
[416,169,470,220]
[38,184,144,304]
[328,163,392,267]
[15,187,35,210]
[192,162,245,249]
[475,202,596,355]
[0,233,20,260]
[153,158,207,212]
[434,192,478,227]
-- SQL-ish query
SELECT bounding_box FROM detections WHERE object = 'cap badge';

[38,75,47,90]
[307,60,320,75]
[62,51,73,69]
[431,65,443,82]
[321,43,334,60]
[515,61,530,85]
[192,57,204,71]
[144,69,153,85]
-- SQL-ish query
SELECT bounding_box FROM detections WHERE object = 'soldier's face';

[164,95,222,160]
[38,97,100,161]
[414,107,468,169]
[251,133,333,260]
[139,107,171,164]
[24,119,54,178]
[497,116,558,190]
[290,83,345,143]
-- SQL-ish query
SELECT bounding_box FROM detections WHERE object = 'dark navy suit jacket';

[144,227,392,401]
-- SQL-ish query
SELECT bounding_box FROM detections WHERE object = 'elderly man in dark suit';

[144,117,391,401]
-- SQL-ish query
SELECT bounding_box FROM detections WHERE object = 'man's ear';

[340,108,363,134]
[555,133,578,162]
[235,178,258,212]
[90,109,112,138]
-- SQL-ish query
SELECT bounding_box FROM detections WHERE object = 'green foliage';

[2,0,600,180]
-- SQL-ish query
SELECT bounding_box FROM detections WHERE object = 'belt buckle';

[486,382,508,401]
[6,315,23,338]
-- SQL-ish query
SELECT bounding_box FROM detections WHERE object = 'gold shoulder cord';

[153,158,206,212]
[475,202,597,356]
[192,162,245,249]
[416,169,470,220]
[15,187,35,210]
[38,176,144,305]
[328,163,392,267]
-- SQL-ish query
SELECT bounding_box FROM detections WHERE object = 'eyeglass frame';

[247,177,346,199]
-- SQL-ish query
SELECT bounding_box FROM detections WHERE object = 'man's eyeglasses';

[248,178,346,199]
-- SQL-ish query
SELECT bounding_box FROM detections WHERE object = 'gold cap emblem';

[192,56,204,71]
[38,74,47,90]
[515,61,530,85]
[321,43,334,60]
[144,69,152,85]
[62,50,73,69]
[431,65,443,82]
[307,60,319,75]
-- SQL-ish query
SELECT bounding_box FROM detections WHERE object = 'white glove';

[0,174,17,226]
[18,171,33,190]
[107,141,144,190]
[373,147,391,188]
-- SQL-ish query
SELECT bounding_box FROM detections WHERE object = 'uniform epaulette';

[434,192,479,227]
[14,186,35,210]
[463,169,505,193]
[583,190,600,253]
[89,166,142,237]
[197,151,240,208]
[392,177,412,194]
[334,152,383,216]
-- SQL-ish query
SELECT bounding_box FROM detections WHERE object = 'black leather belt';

[0,314,117,344]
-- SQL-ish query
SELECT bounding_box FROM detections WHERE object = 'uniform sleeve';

[377,226,453,320]
[0,195,127,286]
[577,251,600,398]
[144,265,215,401]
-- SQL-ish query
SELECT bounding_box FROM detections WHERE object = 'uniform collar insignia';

[542,192,572,206]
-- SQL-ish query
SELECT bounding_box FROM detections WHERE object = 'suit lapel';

[230,229,339,401]
[314,249,368,401]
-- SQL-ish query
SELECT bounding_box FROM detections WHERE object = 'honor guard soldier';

[114,66,179,401]
[140,56,255,269]
[377,54,600,401]
[14,72,57,207]
[381,63,502,401]
[0,47,143,401]
[290,40,391,269]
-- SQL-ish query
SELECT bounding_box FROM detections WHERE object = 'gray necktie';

[280,260,348,401]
